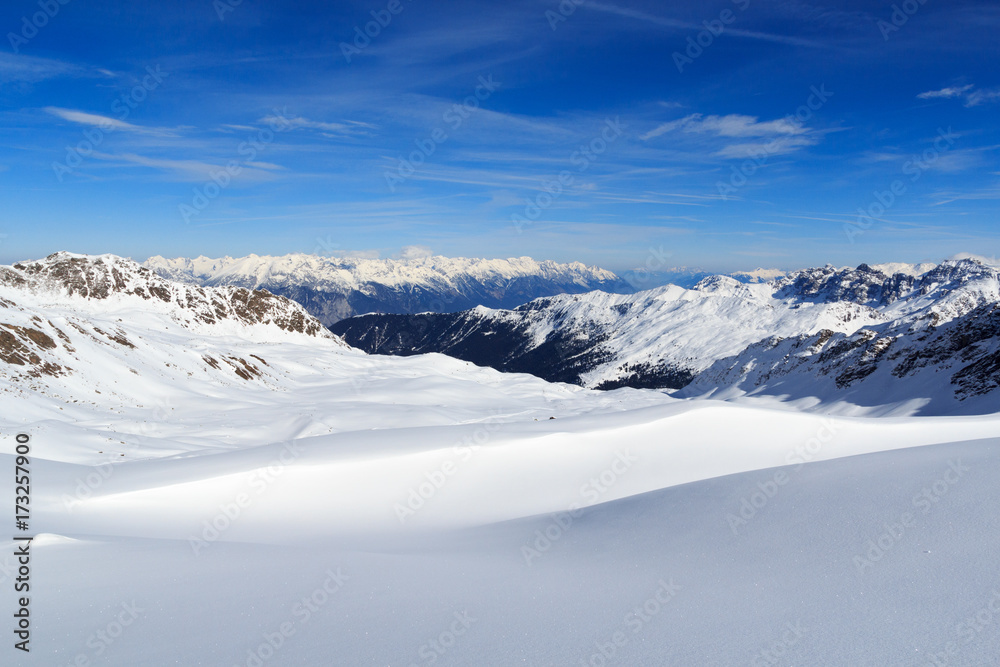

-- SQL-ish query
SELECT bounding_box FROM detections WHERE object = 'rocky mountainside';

[0,252,340,393]
[144,253,632,326]
[332,258,1000,414]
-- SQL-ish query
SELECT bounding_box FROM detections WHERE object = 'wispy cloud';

[917,84,1000,107]
[582,1,827,48]
[965,88,1000,107]
[0,53,82,84]
[642,114,807,140]
[90,152,284,182]
[917,84,974,100]
[45,107,146,132]
[641,113,819,159]
[258,114,376,135]
[714,136,817,159]
[44,107,180,139]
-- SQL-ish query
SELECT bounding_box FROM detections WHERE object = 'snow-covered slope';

[2,252,1000,664]
[681,260,1000,413]
[2,251,332,338]
[0,252,667,464]
[0,252,345,425]
[333,259,1000,414]
[144,253,631,326]
[18,434,1000,666]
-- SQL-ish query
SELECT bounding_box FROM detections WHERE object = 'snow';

[144,253,621,292]
[949,252,1000,268]
[871,261,938,277]
[7,380,1000,664]
[482,279,890,388]
[731,267,788,282]
[418,259,1000,412]
[1,254,999,664]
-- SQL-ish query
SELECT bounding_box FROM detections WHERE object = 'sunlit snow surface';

[1,270,999,665]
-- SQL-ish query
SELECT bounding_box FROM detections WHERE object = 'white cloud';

[398,245,433,260]
[45,107,145,132]
[964,89,1000,107]
[917,85,974,100]
[335,249,381,259]
[641,112,822,159]
[45,107,176,137]
[91,152,283,182]
[259,115,376,135]
[917,84,1000,107]
[641,113,807,141]
[0,53,79,83]
[714,135,817,159]
[949,252,999,267]
[244,161,284,171]
[583,1,825,48]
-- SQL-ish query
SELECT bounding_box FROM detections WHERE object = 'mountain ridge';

[144,253,632,325]
[0,252,341,395]
[332,258,1000,415]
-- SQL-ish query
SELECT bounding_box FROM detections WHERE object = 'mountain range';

[3,251,1000,663]
[144,253,631,326]
[5,251,996,416]
[332,258,1000,415]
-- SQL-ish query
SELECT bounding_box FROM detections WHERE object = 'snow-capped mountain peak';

[6,252,334,339]
[0,252,343,405]
[144,253,632,325]
[333,258,1000,415]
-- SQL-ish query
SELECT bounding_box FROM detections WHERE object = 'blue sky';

[1,0,998,273]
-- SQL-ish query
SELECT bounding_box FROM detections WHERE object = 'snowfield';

[1,254,999,665]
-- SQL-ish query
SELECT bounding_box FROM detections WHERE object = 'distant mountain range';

[332,259,1000,415]
[144,254,632,326]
